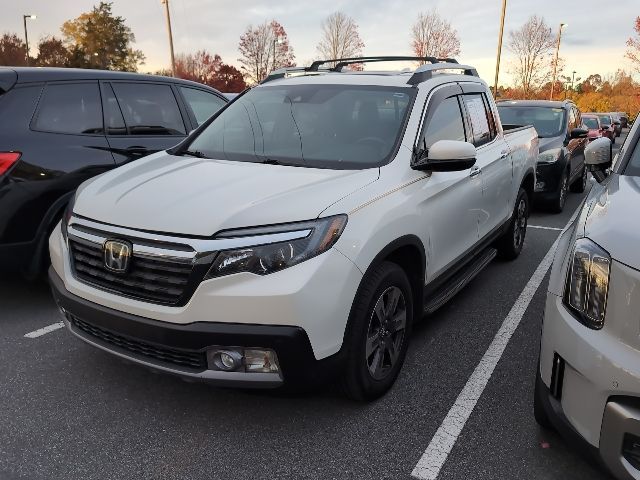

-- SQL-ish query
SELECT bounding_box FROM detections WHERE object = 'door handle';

[499,150,509,159]
[125,146,150,154]
[469,166,481,178]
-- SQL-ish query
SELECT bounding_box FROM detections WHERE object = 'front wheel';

[341,262,413,401]
[496,188,529,260]
[550,169,568,213]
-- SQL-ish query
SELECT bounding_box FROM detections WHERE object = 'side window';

[33,83,102,135]
[568,107,577,131]
[482,94,498,141]
[574,108,582,129]
[180,87,227,126]
[420,96,466,149]
[111,83,186,135]
[103,83,127,135]
[461,94,492,147]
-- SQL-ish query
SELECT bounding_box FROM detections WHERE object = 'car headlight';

[60,193,76,242]
[205,215,348,279]
[563,238,611,329]
[537,149,562,164]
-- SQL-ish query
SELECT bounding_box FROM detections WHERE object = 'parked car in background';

[0,67,227,278]
[581,114,604,142]
[617,112,629,129]
[535,122,640,480]
[49,57,538,400]
[497,99,588,213]
[609,112,622,137]
[590,113,616,143]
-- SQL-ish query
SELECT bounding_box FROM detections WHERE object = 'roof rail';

[407,63,479,85]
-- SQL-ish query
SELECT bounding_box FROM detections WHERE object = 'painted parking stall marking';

[528,225,563,231]
[411,236,561,480]
[24,322,64,339]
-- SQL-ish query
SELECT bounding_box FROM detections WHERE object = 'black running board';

[423,248,497,315]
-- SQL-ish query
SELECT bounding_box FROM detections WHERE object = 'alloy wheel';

[365,286,407,381]
[513,196,527,250]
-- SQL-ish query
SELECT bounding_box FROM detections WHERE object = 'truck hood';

[583,174,640,269]
[74,152,379,236]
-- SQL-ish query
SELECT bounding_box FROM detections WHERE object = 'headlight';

[537,149,562,164]
[563,238,611,329]
[205,215,348,279]
[60,193,76,242]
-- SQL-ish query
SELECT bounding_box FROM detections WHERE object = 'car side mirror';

[412,140,477,172]
[584,137,612,183]
[570,127,588,139]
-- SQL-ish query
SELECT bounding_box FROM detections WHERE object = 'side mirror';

[413,140,477,172]
[570,127,588,139]
[584,137,612,183]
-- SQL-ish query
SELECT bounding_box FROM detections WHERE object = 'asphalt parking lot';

[0,133,627,480]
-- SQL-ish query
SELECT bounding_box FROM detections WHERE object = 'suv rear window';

[186,84,416,169]
[33,83,103,135]
[111,83,186,135]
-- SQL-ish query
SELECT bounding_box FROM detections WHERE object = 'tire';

[496,188,529,260]
[549,169,568,213]
[569,166,587,193]
[534,367,554,430]
[341,261,413,401]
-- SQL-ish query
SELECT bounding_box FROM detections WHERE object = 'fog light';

[623,434,640,470]
[245,349,279,373]
[207,349,243,372]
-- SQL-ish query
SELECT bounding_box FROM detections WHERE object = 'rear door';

[415,84,483,280]
[568,106,587,180]
[459,84,512,238]
[101,81,190,164]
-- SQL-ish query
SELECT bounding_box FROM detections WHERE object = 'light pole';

[23,14,37,66]
[549,23,567,101]
[161,0,176,76]
[493,0,508,97]
[272,36,283,72]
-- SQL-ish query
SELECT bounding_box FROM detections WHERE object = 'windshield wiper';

[180,149,207,158]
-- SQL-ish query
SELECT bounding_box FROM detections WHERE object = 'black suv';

[0,67,227,278]
[497,99,588,213]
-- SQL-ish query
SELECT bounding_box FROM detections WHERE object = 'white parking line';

[24,322,64,338]
[411,237,561,480]
[528,225,563,231]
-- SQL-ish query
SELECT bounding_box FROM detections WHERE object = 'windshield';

[583,117,599,129]
[497,106,566,138]
[598,114,612,126]
[185,84,416,169]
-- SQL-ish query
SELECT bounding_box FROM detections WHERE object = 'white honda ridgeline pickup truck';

[49,57,538,400]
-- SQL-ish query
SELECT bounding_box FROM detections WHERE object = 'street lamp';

[272,36,283,72]
[550,22,567,101]
[23,14,37,66]
[493,0,508,97]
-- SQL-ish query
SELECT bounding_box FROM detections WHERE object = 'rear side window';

[33,83,103,135]
[568,107,577,131]
[103,84,127,135]
[180,87,226,126]
[462,94,492,147]
[420,96,466,149]
[111,83,186,135]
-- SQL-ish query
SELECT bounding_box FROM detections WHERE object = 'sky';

[4,0,639,86]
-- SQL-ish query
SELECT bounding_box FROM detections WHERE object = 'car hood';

[583,174,640,269]
[538,136,563,152]
[74,152,379,236]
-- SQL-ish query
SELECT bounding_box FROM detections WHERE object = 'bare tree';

[507,15,557,97]
[316,12,365,69]
[410,10,461,63]
[238,20,295,85]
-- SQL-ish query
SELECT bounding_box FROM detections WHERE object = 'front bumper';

[534,160,564,197]
[50,267,344,388]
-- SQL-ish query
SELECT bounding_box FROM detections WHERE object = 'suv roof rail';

[260,56,478,85]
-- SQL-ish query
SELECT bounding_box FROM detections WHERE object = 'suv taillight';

[0,152,21,176]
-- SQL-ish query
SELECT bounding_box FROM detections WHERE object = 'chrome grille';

[69,314,207,370]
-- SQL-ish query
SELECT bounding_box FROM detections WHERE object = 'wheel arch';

[520,168,535,206]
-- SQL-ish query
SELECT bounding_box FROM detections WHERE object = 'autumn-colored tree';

[507,15,556,97]
[626,16,640,73]
[0,33,27,66]
[316,12,365,70]
[577,74,603,94]
[215,64,247,92]
[61,2,145,71]
[175,50,247,92]
[238,20,295,85]
[35,36,70,67]
[410,10,461,62]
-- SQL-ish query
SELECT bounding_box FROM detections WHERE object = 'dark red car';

[589,113,616,143]
[581,114,603,141]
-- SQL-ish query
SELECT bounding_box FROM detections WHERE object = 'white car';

[49,57,538,400]
[536,126,640,477]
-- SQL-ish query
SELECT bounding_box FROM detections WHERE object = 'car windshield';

[185,84,416,169]
[497,106,566,138]
[583,117,599,129]
[598,115,611,126]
